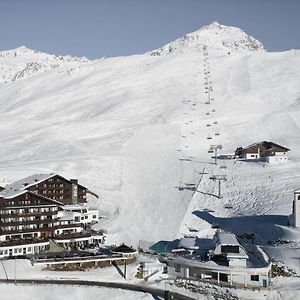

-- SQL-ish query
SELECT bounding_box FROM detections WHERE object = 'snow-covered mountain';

[150,21,265,56]
[0,22,300,271]
[0,45,89,83]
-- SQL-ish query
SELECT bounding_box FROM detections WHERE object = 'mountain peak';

[207,20,221,27]
[150,22,265,56]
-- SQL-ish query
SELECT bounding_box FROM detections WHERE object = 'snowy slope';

[0,23,300,266]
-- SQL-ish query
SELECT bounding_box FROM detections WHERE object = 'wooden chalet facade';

[235,141,290,164]
[0,174,103,258]
[2,174,90,205]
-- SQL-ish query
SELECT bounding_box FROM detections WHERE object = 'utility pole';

[124,259,127,279]
[209,175,227,198]
[209,144,222,165]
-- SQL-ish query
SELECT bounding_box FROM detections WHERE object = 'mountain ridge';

[149,21,265,56]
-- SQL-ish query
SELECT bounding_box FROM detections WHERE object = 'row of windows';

[1,215,54,223]
[1,223,55,231]
[0,207,56,215]
[42,183,64,188]
[42,190,64,194]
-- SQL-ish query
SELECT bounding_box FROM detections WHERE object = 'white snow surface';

[0,23,300,276]
[0,284,153,300]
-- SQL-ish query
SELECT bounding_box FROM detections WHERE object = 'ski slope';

[0,23,300,270]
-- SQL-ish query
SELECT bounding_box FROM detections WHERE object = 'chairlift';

[205,101,210,104]
[213,121,218,124]
[214,133,220,136]
[206,112,210,115]
[220,165,227,169]
[208,150,214,154]
[211,223,219,229]
[207,136,212,140]
[224,203,233,209]
[212,109,216,112]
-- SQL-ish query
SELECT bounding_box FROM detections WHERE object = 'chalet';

[235,141,290,164]
[1,174,97,205]
[0,188,104,258]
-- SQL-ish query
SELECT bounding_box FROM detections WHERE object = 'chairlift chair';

[211,223,219,229]
[224,203,233,209]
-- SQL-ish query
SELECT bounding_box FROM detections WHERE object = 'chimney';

[70,179,78,204]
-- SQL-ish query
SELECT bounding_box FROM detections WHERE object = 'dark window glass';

[221,245,239,253]
[251,275,259,281]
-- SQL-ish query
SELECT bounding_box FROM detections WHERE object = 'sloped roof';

[0,173,54,198]
[113,243,137,253]
[216,233,241,246]
[243,141,290,152]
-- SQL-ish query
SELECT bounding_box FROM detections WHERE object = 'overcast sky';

[0,0,299,59]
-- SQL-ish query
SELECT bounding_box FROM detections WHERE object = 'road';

[0,278,197,300]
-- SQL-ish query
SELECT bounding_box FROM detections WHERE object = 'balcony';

[0,217,59,226]
[0,210,57,218]
[0,238,49,247]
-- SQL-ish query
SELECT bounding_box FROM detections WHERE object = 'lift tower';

[209,175,227,198]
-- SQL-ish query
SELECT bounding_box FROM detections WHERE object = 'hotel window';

[251,275,259,281]
[175,264,181,273]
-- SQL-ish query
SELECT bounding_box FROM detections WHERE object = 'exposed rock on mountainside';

[150,21,265,56]
[0,45,90,83]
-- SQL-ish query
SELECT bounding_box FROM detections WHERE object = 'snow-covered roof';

[0,173,55,198]
[0,189,27,199]
[216,233,241,246]
[179,236,197,249]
